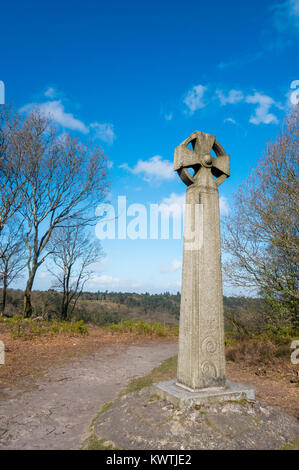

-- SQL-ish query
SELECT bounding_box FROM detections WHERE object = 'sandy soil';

[0,337,178,449]
[0,329,298,449]
[227,362,299,419]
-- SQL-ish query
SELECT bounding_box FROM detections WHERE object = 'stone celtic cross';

[174,131,230,187]
[175,131,230,391]
[154,131,254,405]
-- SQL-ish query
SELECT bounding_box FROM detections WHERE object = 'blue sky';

[1,0,298,294]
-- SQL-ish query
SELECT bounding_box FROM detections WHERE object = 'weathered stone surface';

[177,165,226,390]
[168,131,255,403]
[93,387,299,450]
[175,131,230,391]
[152,379,255,407]
[174,131,230,187]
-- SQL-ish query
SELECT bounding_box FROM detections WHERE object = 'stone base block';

[152,379,255,408]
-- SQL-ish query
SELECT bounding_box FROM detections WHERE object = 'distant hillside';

[1,288,266,332]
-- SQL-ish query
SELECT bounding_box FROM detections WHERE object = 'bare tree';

[0,219,26,315]
[13,109,108,317]
[0,107,26,234]
[49,223,103,320]
[223,105,299,327]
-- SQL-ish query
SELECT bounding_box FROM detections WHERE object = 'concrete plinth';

[152,379,255,408]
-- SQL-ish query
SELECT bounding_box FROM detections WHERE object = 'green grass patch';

[257,325,299,345]
[281,439,299,450]
[0,315,88,338]
[120,354,177,396]
[89,402,113,432]
[224,337,237,346]
[85,401,118,450]
[107,319,178,337]
[83,433,119,450]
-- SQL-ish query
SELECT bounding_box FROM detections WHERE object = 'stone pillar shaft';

[153,131,254,406]
[177,166,226,391]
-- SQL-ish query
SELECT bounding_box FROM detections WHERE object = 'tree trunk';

[61,298,68,321]
[1,262,9,316]
[60,287,69,321]
[1,276,7,315]
[23,272,35,318]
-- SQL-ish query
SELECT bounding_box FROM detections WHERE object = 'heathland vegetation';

[0,104,298,349]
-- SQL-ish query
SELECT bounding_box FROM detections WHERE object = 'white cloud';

[85,275,182,294]
[160,193,185,206]
[90,122,116,144]
[37,271,49,279]
[86,274,145,292]
[171,259,182,270]
[119,155,174,182]
[219,196,230,215]
[164,112,173,121]
[291,0,299,20]
[215,88,282,125]
[20,100,89,134]
[224,117,237,125]
[159,193,185,218]
[217,50,265,70]
[21,89,116,145]
[87,274,121,289]
[44,87,57,99]
[272,0,299,31]
[159,192,229,217]
[160,258,182,273]
[183,84,207,114]
[216,89,243,105]
[95,274,120,283]
[246,92,279,124]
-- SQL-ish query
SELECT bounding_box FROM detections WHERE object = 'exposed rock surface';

[94,387,299,450]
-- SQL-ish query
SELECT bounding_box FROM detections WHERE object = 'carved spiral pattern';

[202,336,217,354]
[201,360,217,378]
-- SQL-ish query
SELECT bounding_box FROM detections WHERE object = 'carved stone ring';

[173,131,230,187]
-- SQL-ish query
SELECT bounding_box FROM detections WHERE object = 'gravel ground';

[0,340,178,449]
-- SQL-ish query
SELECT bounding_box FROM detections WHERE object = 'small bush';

[259,325,299,345]
[224,337,237,346]
[0,315,88,339]
[108,319,178,337]
[225,328,299,364]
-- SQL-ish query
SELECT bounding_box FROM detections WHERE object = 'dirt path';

[0,340,178,450]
